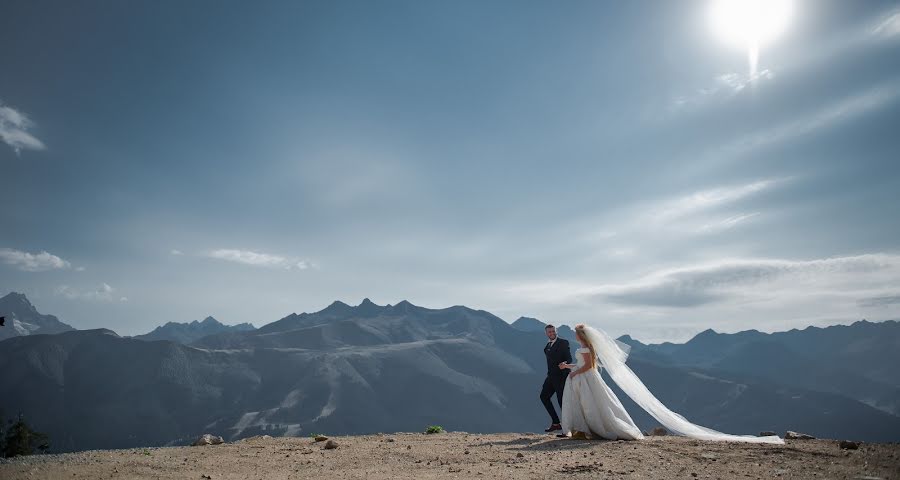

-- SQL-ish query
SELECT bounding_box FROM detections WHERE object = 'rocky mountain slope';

[2,297,900,453]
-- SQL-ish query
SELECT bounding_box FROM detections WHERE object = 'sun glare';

[709,0,793,75]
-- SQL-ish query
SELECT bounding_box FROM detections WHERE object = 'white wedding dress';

[560,326,785,444]
[561,347,645,440]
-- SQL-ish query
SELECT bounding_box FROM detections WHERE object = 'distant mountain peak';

[134,315,254,344]
[356,298,386,316]
[0,292,75,341]
[1,291,37,311]
[511,316,547,332]
[389,300,417,314]
[617,334,646,347]
[696,328,718,337]
[323,300,352,314]
[515,316,541,323]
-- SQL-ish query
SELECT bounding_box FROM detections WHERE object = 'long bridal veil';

[581,325,784,444]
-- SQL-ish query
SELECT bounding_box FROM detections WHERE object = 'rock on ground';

[1,432,898,479]
[785,431,816,440]
[192,434,225,446]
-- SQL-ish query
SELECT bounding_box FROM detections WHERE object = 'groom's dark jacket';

[544,338,573,379]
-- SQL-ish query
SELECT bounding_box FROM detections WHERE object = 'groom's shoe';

[545,423,562,432]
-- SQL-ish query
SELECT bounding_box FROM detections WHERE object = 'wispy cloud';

[0,100,46,154]
[717,81,900,159]
[647,179,778,225]
[697,212,761,234]
[570,178,782,265]
[871,9,900,38]
[505,253,900,310]
[170,249,184,256]
[0,247,70,271]
[671,69,775,112]
[858,294,900,308]
[205,249,311,270]
[55,283,127,302]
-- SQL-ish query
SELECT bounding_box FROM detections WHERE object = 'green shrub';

[425,425,444,434]
[2,414,49,458]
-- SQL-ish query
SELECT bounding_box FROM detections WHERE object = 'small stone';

[314,435,328,442]
[192,434,224,446]
[323,440,338,450]
[839,440,860,450]
[649,427,668,436]
[385,438,395,443]
[759,431,777,437]
[516,452,524,458]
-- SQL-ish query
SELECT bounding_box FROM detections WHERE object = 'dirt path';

[1,432,898,479]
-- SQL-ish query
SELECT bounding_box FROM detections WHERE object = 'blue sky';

[2,0,899,342]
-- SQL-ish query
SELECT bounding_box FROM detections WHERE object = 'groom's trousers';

[540,374,566,424]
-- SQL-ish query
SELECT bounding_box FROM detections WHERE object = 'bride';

[559,324,784,444]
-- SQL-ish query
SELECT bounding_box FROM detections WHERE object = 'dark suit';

[540,337,572,425]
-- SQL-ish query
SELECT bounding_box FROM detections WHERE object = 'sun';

[709,0,793,75]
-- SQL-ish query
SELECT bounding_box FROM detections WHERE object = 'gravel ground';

[1,432,898,479]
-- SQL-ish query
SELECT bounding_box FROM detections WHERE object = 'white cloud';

[505,253,900,309]
[498,253,900,341]
[170,249,184,256]
[55,283,125,302]
[0,248,71,271]
[0,100,46,154]
[205,249,311,270]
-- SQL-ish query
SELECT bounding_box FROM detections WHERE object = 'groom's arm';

[561,339,573,365]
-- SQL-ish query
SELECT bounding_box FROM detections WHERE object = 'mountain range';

[132,316,256,344]
[621,322,900,416]
[1,292,899,453]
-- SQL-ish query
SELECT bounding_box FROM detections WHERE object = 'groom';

[540,324,572,432]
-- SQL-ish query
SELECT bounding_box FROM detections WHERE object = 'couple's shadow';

[470,435,610,452]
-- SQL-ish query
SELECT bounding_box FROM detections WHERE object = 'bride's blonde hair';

[574,324,597,369]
